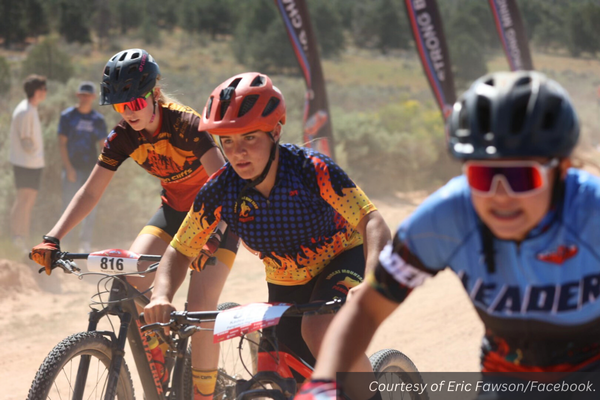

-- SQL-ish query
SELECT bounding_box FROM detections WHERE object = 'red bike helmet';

[200,72,286,135]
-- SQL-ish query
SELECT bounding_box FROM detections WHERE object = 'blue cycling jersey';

[370,169,600,372]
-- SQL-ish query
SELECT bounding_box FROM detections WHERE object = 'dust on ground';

[0,192,483,399]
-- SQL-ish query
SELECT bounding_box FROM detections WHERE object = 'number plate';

[213,303,291,343]
[87,249,140,274]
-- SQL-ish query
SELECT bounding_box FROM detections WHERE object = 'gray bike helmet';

[99,49,160,105]
[447,71,579,160]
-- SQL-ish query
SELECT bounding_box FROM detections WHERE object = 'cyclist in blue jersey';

[145,72,391,400]
[296,71,599,399]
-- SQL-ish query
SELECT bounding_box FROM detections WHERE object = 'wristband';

[43,235,60,246]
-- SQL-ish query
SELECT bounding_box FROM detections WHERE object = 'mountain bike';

[142,299,428,400]
[26,249,252,400]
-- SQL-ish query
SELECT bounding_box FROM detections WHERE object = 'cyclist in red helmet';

[145,72,391,400]
[31,49,239,388]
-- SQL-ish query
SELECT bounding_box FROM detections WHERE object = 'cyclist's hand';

[31,236,61,275]
[296,379,341,400]
[190,229,222,272]
[144,297,176,333]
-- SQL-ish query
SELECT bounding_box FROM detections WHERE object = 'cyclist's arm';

[312,282,399,380]
[199,147,226,176]
[355,210,390,275]
[150,245,195,303]
[47,165,115,239]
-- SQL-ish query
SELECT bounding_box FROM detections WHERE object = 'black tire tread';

[370,348,421,374]
[369,349,429,400]
[27,331,135,400]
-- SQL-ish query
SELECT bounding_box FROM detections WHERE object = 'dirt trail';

[0,194,483,399]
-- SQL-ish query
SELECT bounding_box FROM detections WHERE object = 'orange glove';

[190,229,222,272]
[31,236,60,275]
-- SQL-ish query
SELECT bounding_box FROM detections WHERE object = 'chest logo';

[237,197,259,223]
[536,244,578,265]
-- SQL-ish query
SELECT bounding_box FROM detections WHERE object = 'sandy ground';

[0,193,483,399]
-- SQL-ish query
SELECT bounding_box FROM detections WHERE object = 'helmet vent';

[119,52,128,62]
[239,95,259,117]
[484,78,495,87]
[128,65,138,75]
[123,83,131,93]
[510,92,531,134]
[542,96,562,130]
[111,54,118,61]
[476,96,491,136]
[515,76,532,87]
[114,66,121,81]
[228,78,242,89]
[250,75,266,87]
[131,52,140,59]
[262,97,280,117]
[206,97,214,119]
[458,100,469,130]
[104,66,110,76]
[139,73,148,87]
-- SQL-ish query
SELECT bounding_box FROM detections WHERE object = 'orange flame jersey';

[97,103,217,211]
[172,144,377,285]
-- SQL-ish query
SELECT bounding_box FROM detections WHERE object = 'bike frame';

[234,325,314,400]
[59,253,187,400]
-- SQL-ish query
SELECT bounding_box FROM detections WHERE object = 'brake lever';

[37,259,81,274]
[140,321,172,333]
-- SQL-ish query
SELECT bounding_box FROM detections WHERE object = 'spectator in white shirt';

[9,74,47,255]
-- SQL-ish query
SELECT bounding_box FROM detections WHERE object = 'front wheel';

[215,302,260,400]
[182,302,260,400]
[370,349,429,400]
[27,331,135,400]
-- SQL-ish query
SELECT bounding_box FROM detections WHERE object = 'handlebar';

[139,298,345,335]
[32,251,162,275]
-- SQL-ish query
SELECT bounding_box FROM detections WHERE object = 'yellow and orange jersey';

[98,103,217,211]
[172,144,376,285]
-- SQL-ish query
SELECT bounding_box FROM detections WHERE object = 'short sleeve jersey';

[9,99,44,168]
[58,107,107,170]
[172,144,377,285]
[98,103,217,212]
[369,169,600,372]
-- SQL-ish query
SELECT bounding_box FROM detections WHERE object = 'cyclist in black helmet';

[31,49,239,392]
[297,71,600,400]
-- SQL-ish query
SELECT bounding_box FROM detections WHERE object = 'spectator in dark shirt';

[57,81,107,252]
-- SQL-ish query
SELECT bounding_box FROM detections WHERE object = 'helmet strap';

[234,130,279,213]
[149,99,157,123]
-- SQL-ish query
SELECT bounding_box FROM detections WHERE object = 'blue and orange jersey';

[172,144,376,285]
[97,103,217,212]
[369,169,600,372]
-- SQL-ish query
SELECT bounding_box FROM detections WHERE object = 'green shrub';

[334,100,458,194]
[21,36,74,83]
[0,57,11,94]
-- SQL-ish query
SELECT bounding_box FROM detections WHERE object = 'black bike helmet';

[447,71,579,160]
[99,49,160,105]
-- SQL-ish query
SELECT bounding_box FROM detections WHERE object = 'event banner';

[403,0,457,120]
[274,0,335,159]
[488,0,534,70]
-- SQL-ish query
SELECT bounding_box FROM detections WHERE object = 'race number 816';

[100,257,124,271]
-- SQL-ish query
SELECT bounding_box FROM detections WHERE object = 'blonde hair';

[570,149,600,176]
[154,76,182,106]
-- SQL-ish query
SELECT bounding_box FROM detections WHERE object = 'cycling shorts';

[267,245,365,371]
[140,203,238,269]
